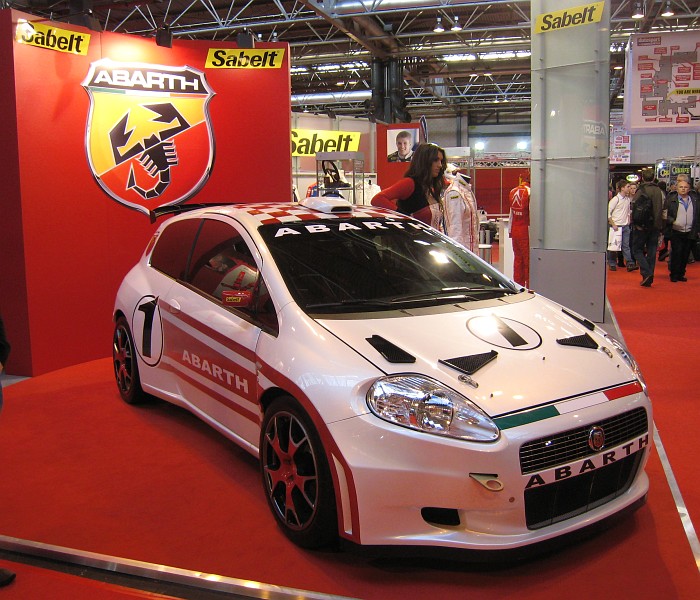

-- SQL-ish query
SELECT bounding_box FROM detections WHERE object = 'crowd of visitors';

[609,169,699,287]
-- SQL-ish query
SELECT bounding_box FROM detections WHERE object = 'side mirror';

[222,289,253,308]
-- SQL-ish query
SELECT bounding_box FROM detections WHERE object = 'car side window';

[187,219,278,333]
[150,219,202,280]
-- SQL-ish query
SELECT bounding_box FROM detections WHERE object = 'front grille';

[519,406,648,475]
[525,452,642,529]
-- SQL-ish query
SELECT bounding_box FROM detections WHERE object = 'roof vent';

[300,196,353,214]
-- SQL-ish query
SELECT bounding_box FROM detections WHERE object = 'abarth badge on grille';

[588,426,606,452]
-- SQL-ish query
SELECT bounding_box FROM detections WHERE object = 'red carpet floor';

[0,260,698,599]
[605,258,700,529]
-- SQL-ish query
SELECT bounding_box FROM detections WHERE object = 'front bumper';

[326,391,651,550]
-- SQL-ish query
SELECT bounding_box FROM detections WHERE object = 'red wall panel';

[472,168,528,217]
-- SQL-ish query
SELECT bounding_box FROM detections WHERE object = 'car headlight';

[604,334,648,393]
[367,375,500,442]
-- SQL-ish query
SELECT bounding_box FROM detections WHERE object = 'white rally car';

[112,197,651,553]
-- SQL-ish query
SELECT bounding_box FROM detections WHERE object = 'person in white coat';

[443,167,479,253]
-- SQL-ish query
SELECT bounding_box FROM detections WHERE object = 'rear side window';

[187,219,256,299]
[186,219,278,333]
[150,219,202,280]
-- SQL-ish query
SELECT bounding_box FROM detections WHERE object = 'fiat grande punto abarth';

[112,197,652,552]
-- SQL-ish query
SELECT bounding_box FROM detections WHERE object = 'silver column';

[530,0,610,321]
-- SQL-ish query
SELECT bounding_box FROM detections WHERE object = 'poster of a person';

[387,129,418,162]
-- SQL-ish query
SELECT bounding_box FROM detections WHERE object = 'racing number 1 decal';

[137,298,158,357]
[132,295,164,366]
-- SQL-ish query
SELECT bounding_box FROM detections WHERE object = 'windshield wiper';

[305,298,395,310]
[391,287,516,303]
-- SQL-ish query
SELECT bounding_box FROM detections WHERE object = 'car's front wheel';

[260,397,338,548]
[113,316,148,405]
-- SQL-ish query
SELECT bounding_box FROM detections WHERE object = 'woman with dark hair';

[371,143,447,230]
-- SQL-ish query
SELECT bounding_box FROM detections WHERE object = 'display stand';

[316,151,365,205]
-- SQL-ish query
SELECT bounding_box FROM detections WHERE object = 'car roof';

[157,200,406,231]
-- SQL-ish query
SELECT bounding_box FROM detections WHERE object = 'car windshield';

[258,217,520,313]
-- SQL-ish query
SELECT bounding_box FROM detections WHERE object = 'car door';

[132,217,202,399]
[159,216,276,452]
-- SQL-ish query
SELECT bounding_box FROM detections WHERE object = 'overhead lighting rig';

[631,2,645,19]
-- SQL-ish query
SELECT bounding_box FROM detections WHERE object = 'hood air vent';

[439,350,498,375]
[366,335,416,363]
[556,333,599,349]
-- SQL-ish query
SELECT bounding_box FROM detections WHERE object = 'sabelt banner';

[624,30,700,133]
[291,129,361,156]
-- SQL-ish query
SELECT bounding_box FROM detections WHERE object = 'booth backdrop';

[0,9,291,376]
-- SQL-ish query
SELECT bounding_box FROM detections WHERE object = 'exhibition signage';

[624,30,700,133]
[656,160,693,184]
[533,2,604,34]
[15,19,91,55]
[205,48,285,69]
[291,129,361,156]
[609,111,631,164]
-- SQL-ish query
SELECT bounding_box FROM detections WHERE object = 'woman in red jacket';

[371,143,447,231]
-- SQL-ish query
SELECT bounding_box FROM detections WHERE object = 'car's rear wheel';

[113,316,148,405]
[260,397,338,548]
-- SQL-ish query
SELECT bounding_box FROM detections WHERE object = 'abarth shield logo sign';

[82,59,215,215]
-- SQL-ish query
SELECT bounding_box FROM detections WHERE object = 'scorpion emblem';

[109,103,190,200]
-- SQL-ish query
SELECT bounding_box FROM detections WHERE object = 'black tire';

[112,316,149,405]
[260,397,338,549]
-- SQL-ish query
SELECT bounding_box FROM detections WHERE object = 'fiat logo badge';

[588,426,605,452]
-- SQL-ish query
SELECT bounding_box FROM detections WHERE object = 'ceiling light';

[451,16,462,32]
[661,1,674,17]
[434,17,444,33]
[631,2,644,19]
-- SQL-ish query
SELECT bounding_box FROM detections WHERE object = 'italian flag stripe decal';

[493,381,643,430]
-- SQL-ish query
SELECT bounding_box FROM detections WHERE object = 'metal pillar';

[530,0,610,322]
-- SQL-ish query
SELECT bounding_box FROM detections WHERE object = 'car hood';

[315,294,635,418]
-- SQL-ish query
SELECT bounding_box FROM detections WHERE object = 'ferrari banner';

[82,59,215,214]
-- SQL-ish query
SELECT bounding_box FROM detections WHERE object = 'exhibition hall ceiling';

[8,0,700,123]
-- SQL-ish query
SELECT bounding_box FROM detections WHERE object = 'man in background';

[631,168,666,287]
[665,174,698,282]
[607,178,637,272]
